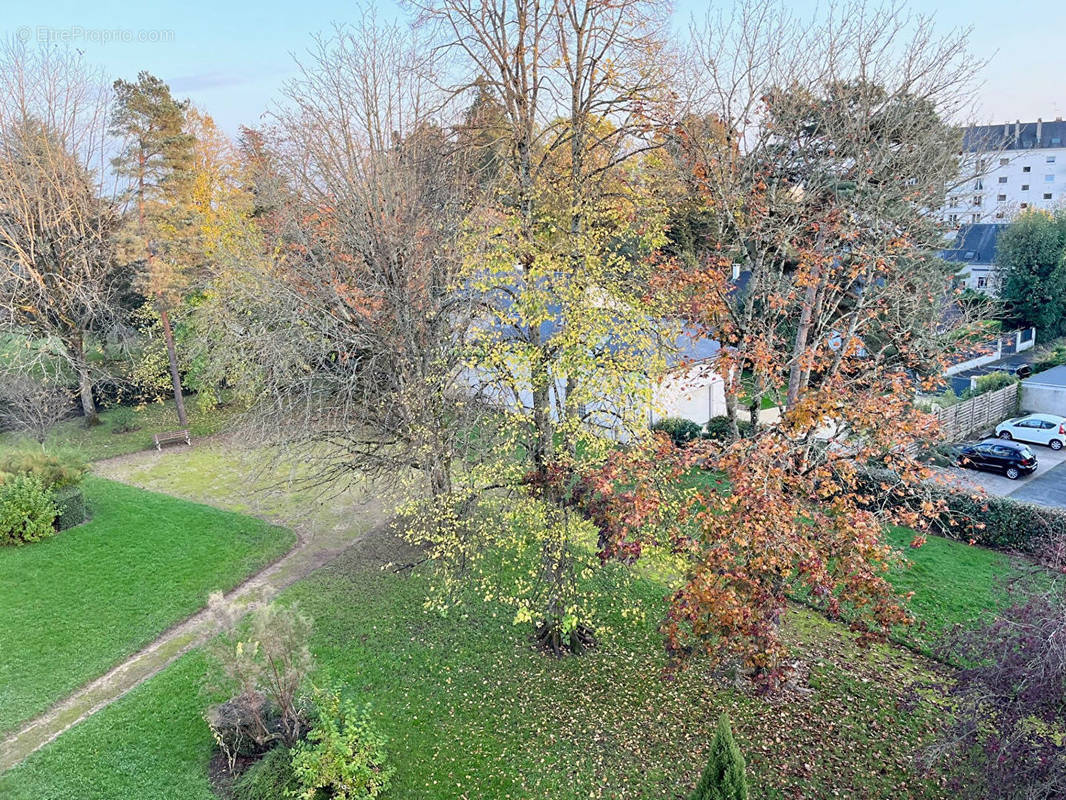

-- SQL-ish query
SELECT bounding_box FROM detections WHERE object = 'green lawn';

[883,527,1030,654]
[0,400,238,463]
[0,530,953,800]
[0,476,294,735]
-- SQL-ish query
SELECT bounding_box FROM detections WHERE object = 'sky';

[4,0,1064,136]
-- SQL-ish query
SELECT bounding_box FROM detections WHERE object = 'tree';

[994,210,1066,336]
[0,42,123,425]
[194,13,481,505]
[0,373,73,446]
[410,0,680,655]
[690,713,748,800]
[567,0,983,688]
[110,72,196,428]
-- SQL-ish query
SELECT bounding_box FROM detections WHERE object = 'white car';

[995,413,1066,451]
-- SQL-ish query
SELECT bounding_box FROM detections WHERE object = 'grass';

[0,529,954,800]
[0,475,294,735]
[0,399,239,463]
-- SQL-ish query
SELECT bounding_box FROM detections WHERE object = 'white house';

[940,223,1004,295]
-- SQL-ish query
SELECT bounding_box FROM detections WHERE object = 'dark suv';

[956,439,1038,480]
[986,362,1033,379]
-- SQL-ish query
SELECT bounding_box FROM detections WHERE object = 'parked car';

[956,439,1038,480]
[995,413,1066,451]
[986,362,1033,379]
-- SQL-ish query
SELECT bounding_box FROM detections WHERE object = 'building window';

[973,195,982,206]
[972,213,980,223]
[997,194,1007,201]
[1022,184,1030,190]
[1047,174,1056,182]
[1024,166,1032,173]
[974,179,983,190]
[948,213,959,224]
[1000,157,1010,166]
[1045,193,1053,199]
[978,159,987,171]
[1054,137,1062,145]
[977,277,987,288]
[1021,203,1029,209]
[996,211,1005,218]
[1048,156,1057,163]
[998,176,1008,183]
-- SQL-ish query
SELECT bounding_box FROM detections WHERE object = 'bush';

[0,451,87,491]
[291,689,392,800]
[960,370,1017,399]
[206,602,315,766]
[689,713,748,800]
[231,746,300,800]
[703,416,754,442]
[52,485,86,530]
[108,406,142,434]
[0,475,58,545]
[651,417,704,446]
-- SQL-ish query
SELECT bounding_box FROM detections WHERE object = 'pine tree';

[689,713,748,800]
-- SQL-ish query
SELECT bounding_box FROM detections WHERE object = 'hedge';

[53,485,87,531]
[860,467,1066,554]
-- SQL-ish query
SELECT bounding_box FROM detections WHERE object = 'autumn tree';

[110,72,196,427]
[568,1,985,688]
[0,41,123,425]
[194,13,482,504]
[408,0,681,654]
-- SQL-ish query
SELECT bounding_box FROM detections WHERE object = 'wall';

[944,145,1066,224]
[650,364,727,426]
[1021,384,1066,416]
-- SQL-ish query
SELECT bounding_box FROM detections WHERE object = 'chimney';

[1015,120,1021,143]
[731,264,741,281]
[1037,118,1043,141]
[1058,117,1063,122]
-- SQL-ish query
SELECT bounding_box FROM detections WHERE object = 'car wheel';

[998,431,1013,440]
[1006,466,1021,480]
[1052,440,1064,451]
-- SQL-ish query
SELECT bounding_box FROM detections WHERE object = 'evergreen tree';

[109,72,196,427]
[689,713,748,800]
[994,210,1066,337]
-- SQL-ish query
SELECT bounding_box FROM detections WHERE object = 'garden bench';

[154,430,191,450]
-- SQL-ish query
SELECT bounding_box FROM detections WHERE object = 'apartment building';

[942,119,1066,226]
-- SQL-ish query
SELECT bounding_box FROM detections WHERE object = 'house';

[650,333,727,428]
[940,223,1005,295]
[943,118,1066,226]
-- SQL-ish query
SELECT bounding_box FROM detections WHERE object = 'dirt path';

[0,441,389,773]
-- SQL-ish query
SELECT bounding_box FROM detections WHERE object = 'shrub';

[690,713,748,800]
[108,406,141,434]
[703,416,754,442]
[206,602,315,767]
[0,451,87,491]
[291,689,392,800]
[926,591,1066,799]
[231,745,300,800]
[0,475,58,545]
[52,485,87,530]
[651,417,703,446]
[960,370,1017,399]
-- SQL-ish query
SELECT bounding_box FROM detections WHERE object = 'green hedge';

[860,467,1066,554]
[53,486,86,531]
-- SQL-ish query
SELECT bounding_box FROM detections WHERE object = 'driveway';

[938,442,1066,505]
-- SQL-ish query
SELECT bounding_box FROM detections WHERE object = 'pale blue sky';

[5,0,1063,135]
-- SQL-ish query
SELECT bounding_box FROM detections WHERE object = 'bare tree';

[0,40,122,425]
[195,12,481,501]
[0,373,74,446]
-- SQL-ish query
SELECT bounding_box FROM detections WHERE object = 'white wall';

[944,146,1066,225]
[650,364,727,426]
[1021,383,1066,416]
[954,263,1001,295]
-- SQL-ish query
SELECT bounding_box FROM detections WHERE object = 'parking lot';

[940,442,1066,508]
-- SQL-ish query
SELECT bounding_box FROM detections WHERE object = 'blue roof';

[963,120,1066,152]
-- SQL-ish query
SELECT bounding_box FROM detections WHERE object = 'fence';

[930,382,1019,440]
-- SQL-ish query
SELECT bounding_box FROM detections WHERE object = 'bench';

[154,430,191,450]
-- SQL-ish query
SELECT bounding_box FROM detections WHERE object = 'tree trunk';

[158,302,188,429]
[74,333,99,427]
[786,270,820,410]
